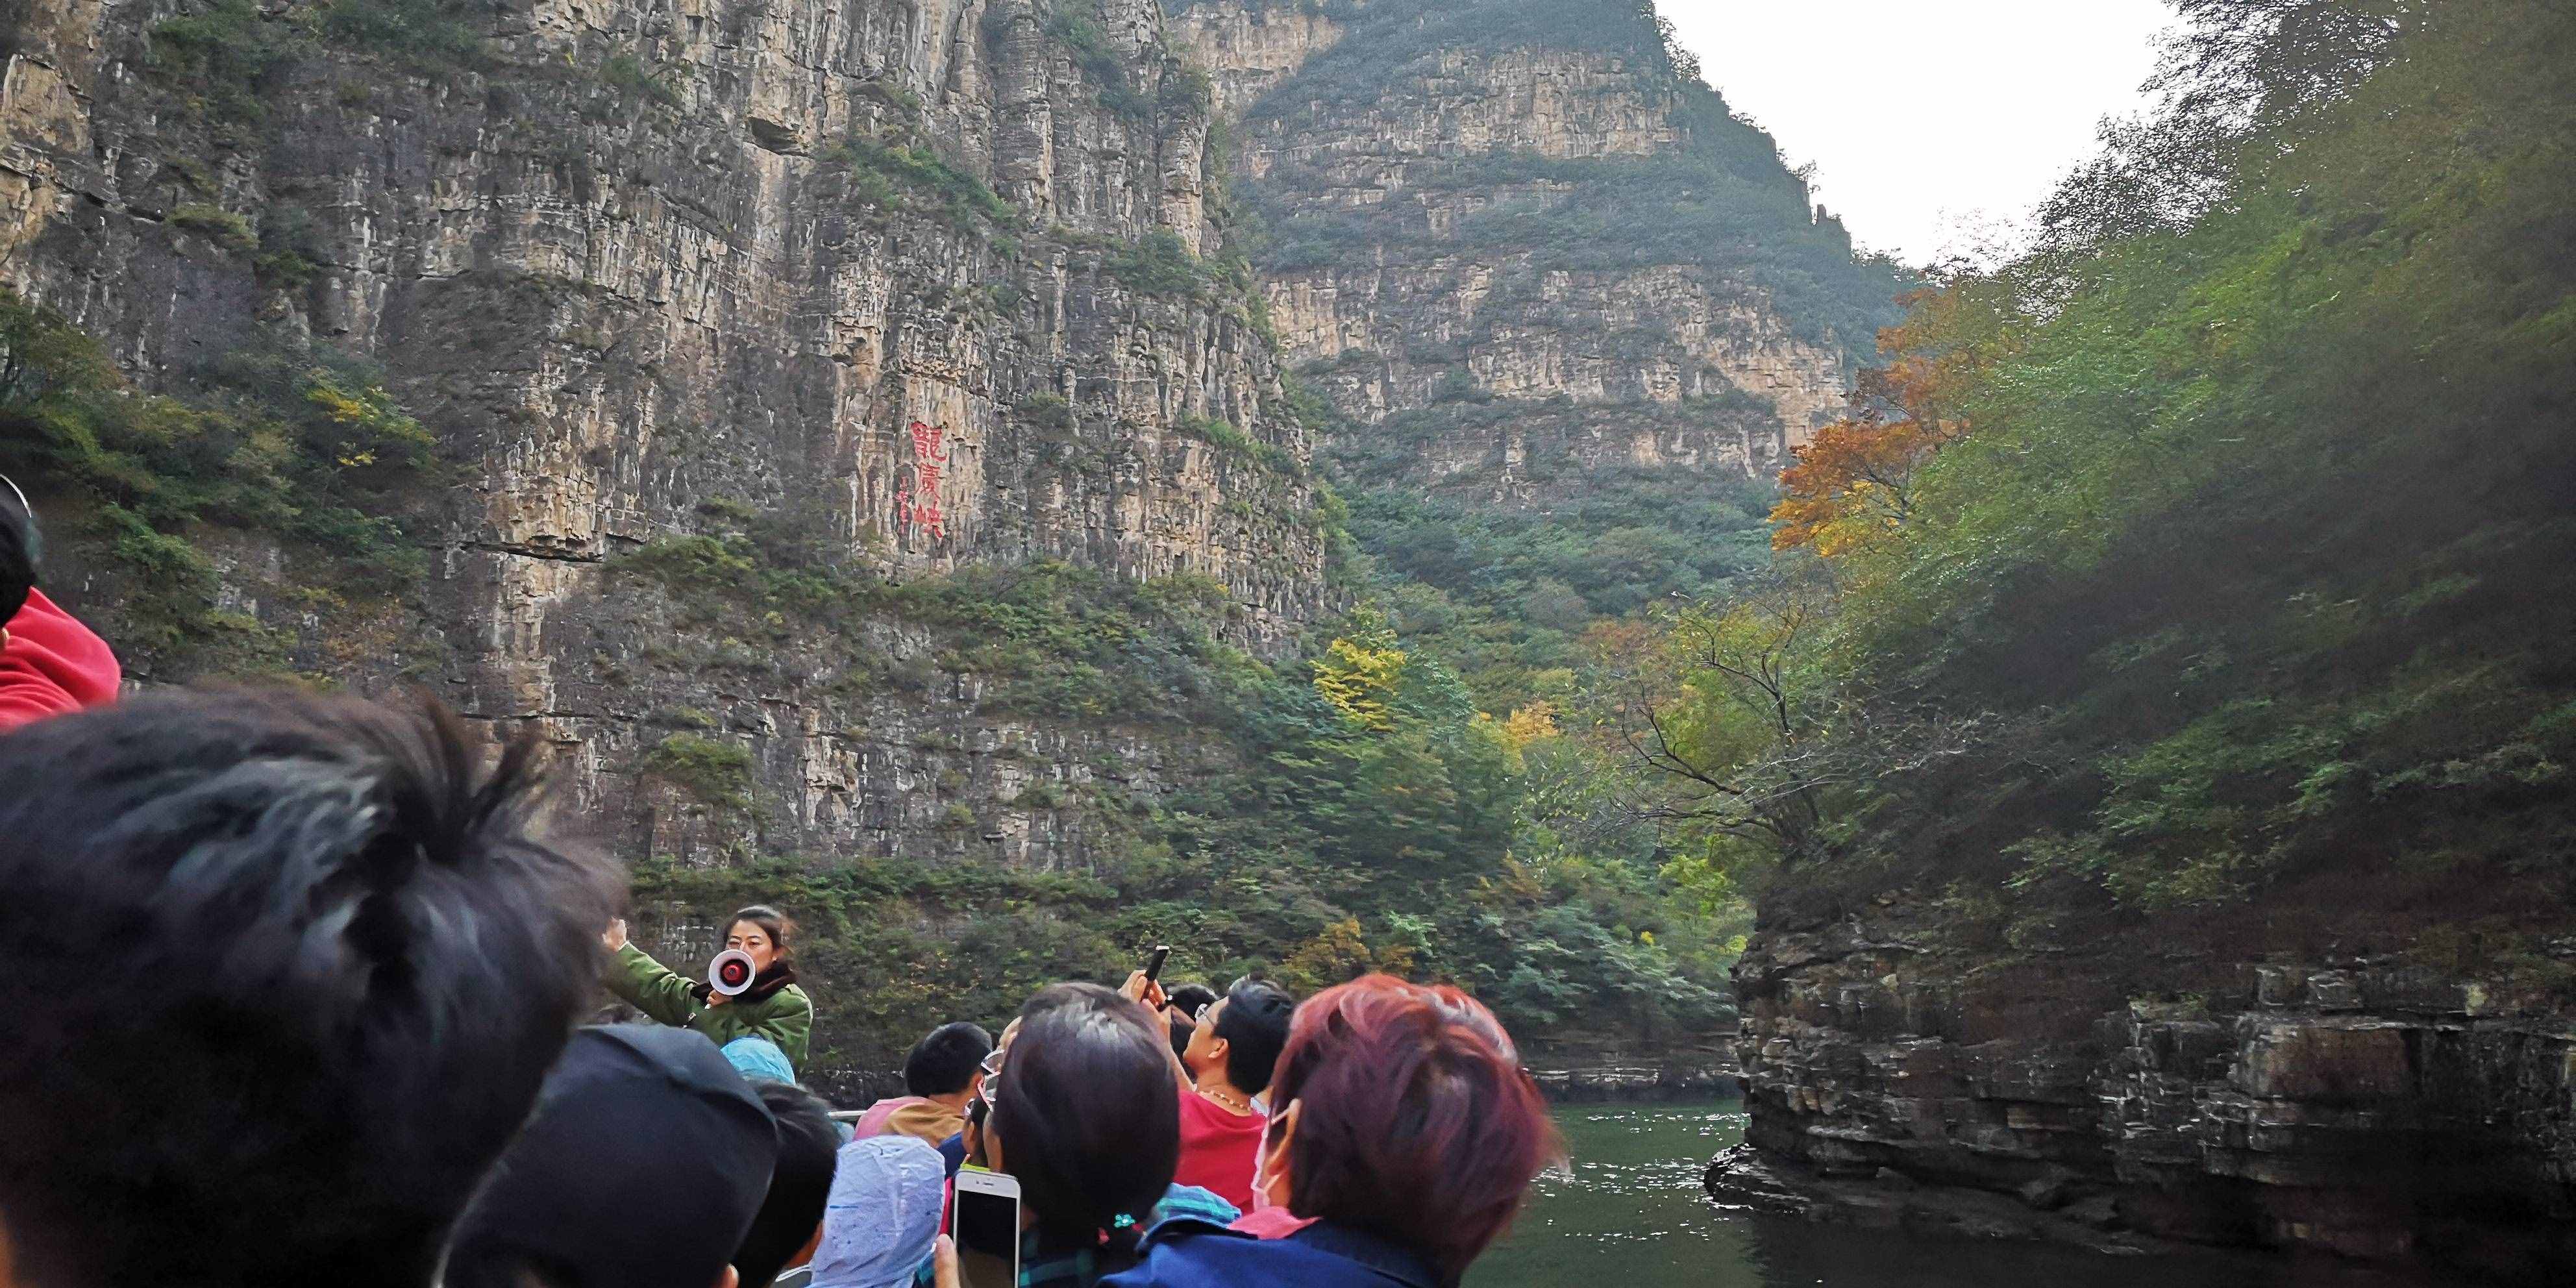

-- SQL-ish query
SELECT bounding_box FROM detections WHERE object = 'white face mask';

[1250,1100,1301,1212]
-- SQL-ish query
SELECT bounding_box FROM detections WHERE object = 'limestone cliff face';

[1173,0,1876,499]
[2,0,1327,866]
[1711,895,2576,1279]
[1164,0,1343,119]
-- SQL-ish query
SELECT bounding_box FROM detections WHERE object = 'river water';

[1469,1100,2401,1288]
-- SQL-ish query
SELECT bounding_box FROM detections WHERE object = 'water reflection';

[1469,1100,2413,1288]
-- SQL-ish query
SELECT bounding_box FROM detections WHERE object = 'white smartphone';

[950,1167,1022,1288]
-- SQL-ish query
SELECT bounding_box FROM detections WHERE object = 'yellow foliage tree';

[1313,636,1407,732]
[1280,917,1417,990]
[1500,701,1561,751]
[1768,358,1967,556]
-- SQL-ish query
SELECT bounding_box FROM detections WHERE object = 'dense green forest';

[604,537,1744,1065]
[1646,0,2576,989]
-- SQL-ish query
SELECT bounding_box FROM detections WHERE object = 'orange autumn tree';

[1769,283,1994,556]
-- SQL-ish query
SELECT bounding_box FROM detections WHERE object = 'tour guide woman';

[602,905,815,1071]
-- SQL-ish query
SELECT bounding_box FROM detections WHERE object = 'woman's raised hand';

[601,918,628,951]
[1121,970,1174,1046]
[1119,969,1169,1011]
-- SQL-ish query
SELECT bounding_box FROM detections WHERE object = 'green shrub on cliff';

[1042,8,1155,120]
[169,203,258,252]
[1174,414,1299,475]
[643,734,758,811]
[613,539,1255,726]
[600,51,687,109]
[1017,393,1075,432]
[823,136,1017,233]
[315,0,484,71]
[149,0,487,130]
[1104,231,1215,299]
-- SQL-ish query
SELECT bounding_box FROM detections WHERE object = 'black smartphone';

[1142,944,1172,984]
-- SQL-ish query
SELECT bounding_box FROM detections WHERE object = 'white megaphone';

[708,948,759,998]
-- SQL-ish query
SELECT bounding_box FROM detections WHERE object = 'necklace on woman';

[1197,1084,1252,1114]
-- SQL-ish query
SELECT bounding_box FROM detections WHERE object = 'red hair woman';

[1097,974,1558,1288]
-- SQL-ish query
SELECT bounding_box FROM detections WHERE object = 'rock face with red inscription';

[1710,891,2576,1280]
[1,0,1328,869]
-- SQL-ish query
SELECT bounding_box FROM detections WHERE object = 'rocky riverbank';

[1527,1058,1739,1104]
[806,1057,1742,1109]
[1710,892,2576,1283]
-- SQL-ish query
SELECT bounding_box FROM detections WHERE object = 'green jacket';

[607,941,815,1071]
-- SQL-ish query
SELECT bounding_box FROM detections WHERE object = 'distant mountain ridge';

[1178,0,1911,501]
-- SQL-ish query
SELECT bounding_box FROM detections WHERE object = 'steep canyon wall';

[2,0,1326,870]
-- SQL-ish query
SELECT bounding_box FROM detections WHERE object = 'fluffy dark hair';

[0,689,619,1287]
[1211,980,1296,1096]
[734,1080,844,1288]
[904,1020,995,1098]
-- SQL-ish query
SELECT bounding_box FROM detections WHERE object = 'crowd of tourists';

[0,483,1560,1287]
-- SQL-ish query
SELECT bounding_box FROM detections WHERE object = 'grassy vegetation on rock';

[0,288,439,675]
[606,496,1739,1064]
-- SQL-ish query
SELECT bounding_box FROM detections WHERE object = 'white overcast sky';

[1661,1,2175,266]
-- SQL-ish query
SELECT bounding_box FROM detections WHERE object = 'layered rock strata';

[1713,895,2576,1281]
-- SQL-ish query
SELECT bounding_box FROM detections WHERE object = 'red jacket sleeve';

[0,589,121,732]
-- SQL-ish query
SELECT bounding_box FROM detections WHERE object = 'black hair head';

[734,1080,843,1288]
[0,688,619,1287]
[1164,983,1218,1020]
[0,473,38,624]
[446,1024,777,1288]
[1214,980,1298,1096]
[727,903,797,969]
[904,1021,995,1098]
[991,983,1178,1265]
[1163,984,1217,1061]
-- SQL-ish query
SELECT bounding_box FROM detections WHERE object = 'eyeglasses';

[966,1046,1006,1128]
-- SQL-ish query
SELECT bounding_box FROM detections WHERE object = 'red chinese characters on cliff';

[895,420,950,541]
